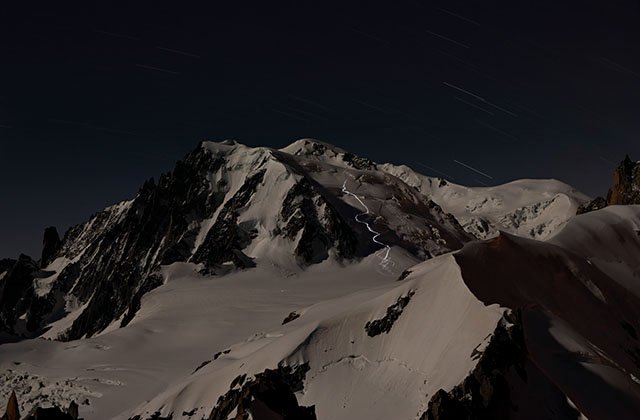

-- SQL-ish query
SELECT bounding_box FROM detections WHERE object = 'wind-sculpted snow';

[453,206,640,419]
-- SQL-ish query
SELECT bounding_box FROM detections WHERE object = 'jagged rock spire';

[1,391,20,420]
[41,226,61,267]
[607,154,640,205]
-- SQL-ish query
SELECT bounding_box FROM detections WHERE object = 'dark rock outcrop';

[40,227,61,267]
[607,155,640,205]
[396,269,412,281]
[1,391,19,420]
[341,152,376,170]
[282,311,300,325]
[2,144,231,340]
[207,364,316,420]
[422,312,525,420]
[0,254,39,333]
[576,196,607,215]
[67,401,78,420]
[421,311,581,420]
[365,290,415,337]
[279,178,358,265]
[191,169,265,271]
[24,406,75,420]
[454,231,640,418]
[1,393,80,420]
[129,412,172,420]
[577,155,639,214]
[0,258,16,275]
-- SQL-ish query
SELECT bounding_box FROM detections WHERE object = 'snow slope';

[548,205,640,297]
[127,254,504,420]
[455,205,640,419]
[1,139,635,420]
[381,163,589,240]
[0,250,419,419]
[127,206,640,420]
[2,139,472,343]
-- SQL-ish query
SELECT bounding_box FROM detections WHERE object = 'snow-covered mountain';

[381,163,589,239]
[121,205,640,420]
[2,140,638,420]
[0,139,472,342]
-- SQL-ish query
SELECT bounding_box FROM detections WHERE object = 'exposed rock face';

[67,401,78,420]
[24,406,75,420]
[141,364,316,420]
[365,290,415,336]
[454,231,640,418]
[207,364,316,420]
[341,152,376,170]
[607,155,640,205]
[0,144,229,340]
[423,313,523,420]
[58,146,227,340]
[278,178,358,265]
[1,140,472,341]
[282,311,300,325]
[40,227,61,267]
[1,392,79,420]
[422,311,581,420]
[576,196,607,215]
[0,258,16,277]
[578,155,639,215]
[191,169,266,271]
[0,255,39,333]
[1,391,19,420]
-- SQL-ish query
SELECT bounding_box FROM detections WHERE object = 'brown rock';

[607,155,640,205]
[2,391,20,420]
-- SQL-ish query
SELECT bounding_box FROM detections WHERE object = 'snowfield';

[1,140,638,419]
[1,250,419,419]
[129,254,503,420]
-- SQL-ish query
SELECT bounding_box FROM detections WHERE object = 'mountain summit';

[1,139,474,341]
[3,140,633,420]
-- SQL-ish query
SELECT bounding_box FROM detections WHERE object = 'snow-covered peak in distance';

[249,137,589,240]
[279,138,376,170]
[381,163,590,240]
[280,138,349,156]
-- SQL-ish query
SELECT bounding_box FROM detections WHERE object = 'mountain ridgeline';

[2,140,639,420]
[0,140,473,341]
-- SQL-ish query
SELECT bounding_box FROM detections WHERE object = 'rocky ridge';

[0,139,471,341]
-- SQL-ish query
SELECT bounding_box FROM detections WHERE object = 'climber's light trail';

[342,179,391,262]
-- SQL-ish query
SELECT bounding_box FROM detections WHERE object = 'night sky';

[2,1,639,258]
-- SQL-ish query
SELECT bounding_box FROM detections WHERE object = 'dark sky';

[1,1,639,258]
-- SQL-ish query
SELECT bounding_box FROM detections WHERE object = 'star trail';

[1,1,639,257]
